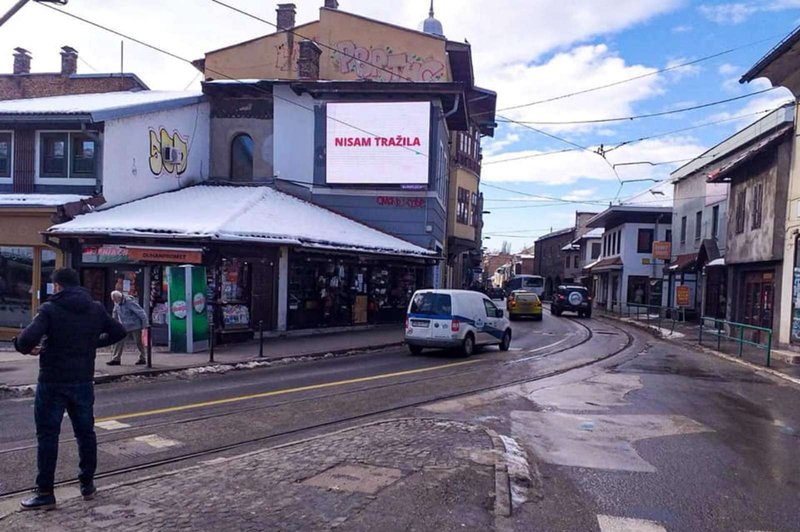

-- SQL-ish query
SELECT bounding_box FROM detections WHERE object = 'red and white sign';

[326,102,431,185]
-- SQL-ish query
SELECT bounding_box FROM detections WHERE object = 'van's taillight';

[451,320,460,332]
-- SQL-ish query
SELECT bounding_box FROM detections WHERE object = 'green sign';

[167,265,208,353]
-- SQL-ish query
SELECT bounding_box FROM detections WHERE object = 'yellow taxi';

[506,289,543,321]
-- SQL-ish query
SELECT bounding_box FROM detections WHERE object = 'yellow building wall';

[203,9,450,82]
[448,167,478,242]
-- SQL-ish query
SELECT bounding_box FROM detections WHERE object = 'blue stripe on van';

[408,313,476,325]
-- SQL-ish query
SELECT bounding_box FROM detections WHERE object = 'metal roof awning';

[707,125,793,183]
[588,256,623,272]
[668,253,698,272]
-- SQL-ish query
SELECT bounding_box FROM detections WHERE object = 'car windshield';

[410,293,452,316]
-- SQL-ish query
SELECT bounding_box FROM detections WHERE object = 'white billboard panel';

[326,101,431,185]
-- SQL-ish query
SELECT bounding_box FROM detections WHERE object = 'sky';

[1,0,798,252]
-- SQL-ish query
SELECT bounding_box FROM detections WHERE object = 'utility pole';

[0,0,67,28]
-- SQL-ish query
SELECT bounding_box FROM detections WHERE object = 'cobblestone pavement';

[0,418,500,531]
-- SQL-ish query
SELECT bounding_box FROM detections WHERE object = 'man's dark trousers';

[35,382,96,491]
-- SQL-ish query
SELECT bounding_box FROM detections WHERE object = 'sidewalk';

[0,418,509,531]
[0,326,404,389]
[594,309,800,381]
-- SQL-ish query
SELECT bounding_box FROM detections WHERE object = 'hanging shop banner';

[653,241,672,260]
[167,265,208,353]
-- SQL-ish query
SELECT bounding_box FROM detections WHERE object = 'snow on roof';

[0,91,204,122]
[560,243,579,251]
[0,194,89,207]
[48,185,433,257]
[573,228,603,243]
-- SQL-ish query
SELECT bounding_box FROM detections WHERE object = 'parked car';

[487,286,506,300]
[505,275,545,298]
[507,290,543,321]
[405,289,512,356]
[551,285,592,318]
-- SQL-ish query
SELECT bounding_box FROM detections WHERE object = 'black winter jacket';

[13,287,127,383]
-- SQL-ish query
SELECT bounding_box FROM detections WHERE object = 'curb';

[598,315,800,387]
[0,341,404,399]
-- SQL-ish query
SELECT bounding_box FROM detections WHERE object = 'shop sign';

[653,241,671,260]
[82,245,130,264]
[375,196,425,208]
[763,272,774,281]
[676,285,692,307]
[641,258,651,265]
[128,247,202,264]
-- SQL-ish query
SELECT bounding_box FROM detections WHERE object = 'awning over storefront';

[668,253,698,273]
[588,256,623,272]
[47,185,435,259]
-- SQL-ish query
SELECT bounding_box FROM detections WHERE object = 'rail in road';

[0,313,634,499]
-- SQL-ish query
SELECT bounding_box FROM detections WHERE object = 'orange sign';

[653,241,672,260]
[127,248,202,264]
[676,285,691,307]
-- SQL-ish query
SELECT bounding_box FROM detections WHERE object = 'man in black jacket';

[13,268,127,511]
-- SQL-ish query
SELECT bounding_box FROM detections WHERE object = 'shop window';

[219,259,251,329]
[71,135,97,176]
[457,187,470,224]
[0,132,11,178]
[591,242,601,260]
[40,133,68,177]
[735,189,746,234]
[637,229,654,253]
[230,134,254,182]
[0,246,34,328]
[751,183,763,230]
[39,249,57,304]
[627,275,648,305]
[680,216,687,244]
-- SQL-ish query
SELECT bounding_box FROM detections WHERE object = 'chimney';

[60,46,78,76]
[276,3,296,31]
[13,47,31,75]
[324,0,339,8]
[297,40,322,80]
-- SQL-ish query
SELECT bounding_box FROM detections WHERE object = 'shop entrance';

[742,270,775,334]
[704,267,727,319]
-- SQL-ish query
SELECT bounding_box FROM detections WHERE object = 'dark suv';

[551,285,592,318]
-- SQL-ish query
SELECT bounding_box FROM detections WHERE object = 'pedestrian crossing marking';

[95,420,131,431]
[597,515,666,532]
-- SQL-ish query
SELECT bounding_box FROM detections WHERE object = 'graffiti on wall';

[149,128,189,176]
[331,40,445,82]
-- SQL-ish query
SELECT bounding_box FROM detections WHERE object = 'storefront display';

[0,246,34,329]
[218,258,251,330]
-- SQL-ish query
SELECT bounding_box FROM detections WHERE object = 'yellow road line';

[96,359,482,423]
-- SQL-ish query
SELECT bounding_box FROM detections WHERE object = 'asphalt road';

[2,310,798,531]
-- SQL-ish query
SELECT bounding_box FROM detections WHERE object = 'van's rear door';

[407,292,453,340]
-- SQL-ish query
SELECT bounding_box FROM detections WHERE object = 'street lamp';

[0,0,68,28]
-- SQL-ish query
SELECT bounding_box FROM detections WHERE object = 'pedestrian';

[13,267,127,510]
[107,290,149,366]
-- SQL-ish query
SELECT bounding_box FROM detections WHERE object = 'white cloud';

[483,133,521,156]
[718,63,740,76]
[672,24,693,32]
[699,0,800,24]
[482,136,708,185]
[665,57,702,82]
[562,188,598,201]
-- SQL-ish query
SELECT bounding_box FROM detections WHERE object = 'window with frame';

[711,205,720,238]
[457,187,470,224]
[591,242,601,259]
[751,183,763,229]
[565,256,571,269]
[230,134,254,182]
[71,134,97,177]
[637,228,654,253]
[40,133,68,177]
[735,189,746,234]
[574,254,580,269]
[0,133,11,178]
[695,211,702,240]
[680,216,687,244]
[470,192,479,226]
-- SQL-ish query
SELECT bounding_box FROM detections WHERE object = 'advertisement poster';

[792,267,800,343]
[326,101,431,185]
[676,284,692,307]
[167,265,209,353]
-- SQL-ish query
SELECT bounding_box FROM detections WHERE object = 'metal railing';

[699,316,773,367]
[620,303,687,336]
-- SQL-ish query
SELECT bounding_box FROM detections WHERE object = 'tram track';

[0,314,634,499]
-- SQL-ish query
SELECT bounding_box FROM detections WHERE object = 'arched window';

[230,134,254,182]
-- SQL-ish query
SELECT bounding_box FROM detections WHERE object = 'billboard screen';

[326,101,431,185]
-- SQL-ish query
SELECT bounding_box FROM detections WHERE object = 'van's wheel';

[499,330,512,351]
[461,333,475,357]
[408,344,423,356]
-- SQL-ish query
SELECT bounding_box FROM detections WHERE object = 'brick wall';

[0,74,145,101]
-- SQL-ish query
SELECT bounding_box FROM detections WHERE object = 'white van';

[404,289,512,356]
[505,275,545,298]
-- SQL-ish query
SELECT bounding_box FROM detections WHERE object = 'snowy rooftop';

[48,185,433,257]
[0,91,204,122]
[0,194,89,207]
